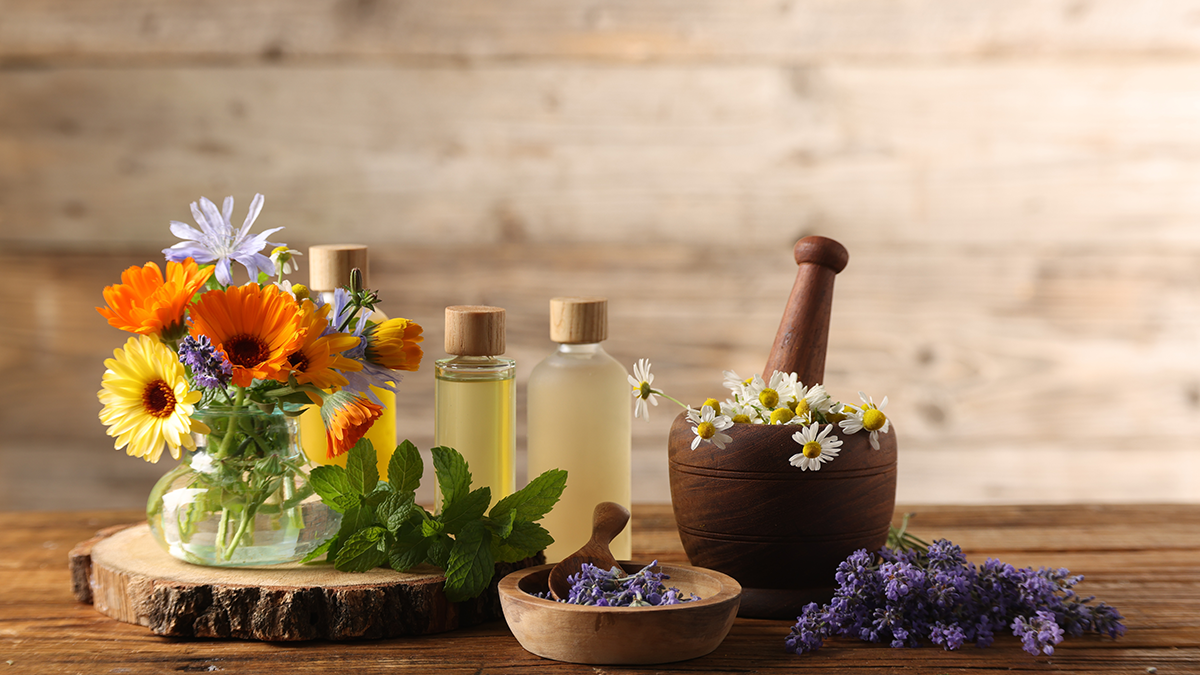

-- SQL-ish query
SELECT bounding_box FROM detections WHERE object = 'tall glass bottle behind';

[435,305,516,505]
[299,244,396,480]
[527,297,631,562]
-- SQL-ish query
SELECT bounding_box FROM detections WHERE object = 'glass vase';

[146,404,341,567]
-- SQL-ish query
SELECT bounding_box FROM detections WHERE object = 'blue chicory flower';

[163,193,283,286]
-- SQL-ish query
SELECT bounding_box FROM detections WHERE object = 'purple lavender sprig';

[785,538,1125,657]
[538,560,699,607]
[178,334,232,389]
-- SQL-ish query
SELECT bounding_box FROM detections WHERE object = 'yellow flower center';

[769,408,795,425]
[291,283,311,301]
[731,414,752,424]
[802,441,824,459]
[696,421,716,440]
[224,333,271,368]
[271,245,291,260]
[863,408,887,432]
[794,398,811,416]
[702,398,722,414]
[141,379,177,419]
[759,388,779,409]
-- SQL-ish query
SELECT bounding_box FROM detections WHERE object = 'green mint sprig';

[306,439,567,602]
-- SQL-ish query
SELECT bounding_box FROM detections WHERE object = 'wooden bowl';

[498,562,741,664]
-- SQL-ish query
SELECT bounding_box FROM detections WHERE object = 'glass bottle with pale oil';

[527,297,631,562]
[298,244,396,480]
[435,306,516,506]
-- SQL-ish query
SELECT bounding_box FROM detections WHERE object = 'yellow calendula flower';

[97,334,207,463]
[277,299,362,396]
[363,317,424,372]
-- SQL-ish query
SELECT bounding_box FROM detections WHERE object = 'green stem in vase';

[216,505,230,555]
[214,388,247,460]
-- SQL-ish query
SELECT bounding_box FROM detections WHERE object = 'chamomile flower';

[838,392,891,450]
[687,404,733,450]
[723,370,752,399]
[769,407,796,425]
[770,371,800,403]
[628,358,659,421]
[724,400,759,424]
[743,374,775,409]
[270,246,302,276]
[790,382,831,422]
[789,423,843,471]
[744,370,798,411]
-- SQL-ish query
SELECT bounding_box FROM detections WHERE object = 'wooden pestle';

[763,236,849,386]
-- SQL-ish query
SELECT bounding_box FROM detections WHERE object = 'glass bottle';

[298,244,396,480]
[527,297,631,562]
[435,305,516,505]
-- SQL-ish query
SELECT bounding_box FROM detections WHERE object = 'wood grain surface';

[1,504,1197,674]
[69,524,539,641]
[3,0,1200,511]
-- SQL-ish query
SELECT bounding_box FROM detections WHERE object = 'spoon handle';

[589,502,631,549]
[763,236,849,385]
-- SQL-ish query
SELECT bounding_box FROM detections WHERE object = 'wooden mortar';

[666,236,898,620]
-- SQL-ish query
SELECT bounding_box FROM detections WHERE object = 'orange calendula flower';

[320,390,382,459]
[188,283,304,388]
[97,258,213,339]
[277,299,362,396]
[363,317,424,372]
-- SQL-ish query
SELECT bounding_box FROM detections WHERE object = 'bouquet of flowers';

[95,193,423,564]
[628,359,891,470]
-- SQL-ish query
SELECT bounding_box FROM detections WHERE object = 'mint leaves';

[307,439,567,602]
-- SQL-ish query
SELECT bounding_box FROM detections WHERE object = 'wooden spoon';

[547,501,631,601]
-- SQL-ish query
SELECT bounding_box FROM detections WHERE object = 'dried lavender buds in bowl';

[535,560,698,607]
[498,562,741,665]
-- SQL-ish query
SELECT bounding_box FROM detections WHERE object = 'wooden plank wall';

[2,1,1199,509]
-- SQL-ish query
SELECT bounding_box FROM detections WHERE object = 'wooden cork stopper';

[445,306,506,356]
[309,244,369,291]
[549,297,607,344]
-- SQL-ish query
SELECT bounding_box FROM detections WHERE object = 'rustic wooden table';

[1,504,1195,674]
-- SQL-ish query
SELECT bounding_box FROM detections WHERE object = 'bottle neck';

[555,342,604,356]
[435,354,516,380]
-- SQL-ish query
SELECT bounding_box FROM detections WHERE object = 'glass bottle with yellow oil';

[434,305,516,505]
[526,297,631,562]
[298,244,396,480]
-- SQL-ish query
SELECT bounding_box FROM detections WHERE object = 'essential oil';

[527,297,632,561]
[299,244,395,479]
[434,306,516,504]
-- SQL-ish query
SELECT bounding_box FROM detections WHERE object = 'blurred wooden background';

[2,1,1199,510]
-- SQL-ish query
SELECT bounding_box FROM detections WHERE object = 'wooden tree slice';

[68,523,541,641]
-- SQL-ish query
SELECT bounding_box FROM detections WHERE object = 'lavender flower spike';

[178,334,232,389]
[163,193,283,286]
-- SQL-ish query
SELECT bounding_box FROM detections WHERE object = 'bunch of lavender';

[785,534,1125,657]
[541,560,698,607]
